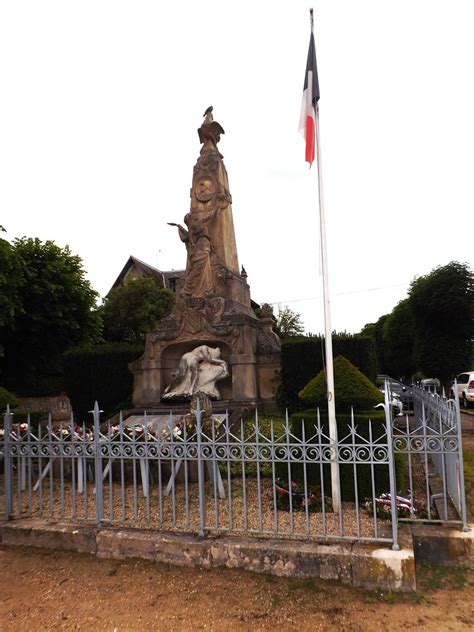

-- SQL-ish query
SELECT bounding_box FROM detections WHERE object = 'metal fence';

[0,381,469,550]
[393,383,468,530]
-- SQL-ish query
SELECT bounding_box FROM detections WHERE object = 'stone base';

[106,398,280,427]
[412,524,474,568]
[0,519,416,592]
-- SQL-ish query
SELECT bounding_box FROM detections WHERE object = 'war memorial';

[0,111,470,593]
[130,109,281,414]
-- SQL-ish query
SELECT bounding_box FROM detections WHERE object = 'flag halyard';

[299,31,320,166]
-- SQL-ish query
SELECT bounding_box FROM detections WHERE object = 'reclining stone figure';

[163,345,228,400]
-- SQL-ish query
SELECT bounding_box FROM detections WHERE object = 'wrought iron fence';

[393,382,468,530]
[0,380,469,550]
[0,399,400,548]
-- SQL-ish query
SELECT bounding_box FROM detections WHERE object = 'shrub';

[277,334,377,412]
[298,356,384,412]
[0,385,20,410]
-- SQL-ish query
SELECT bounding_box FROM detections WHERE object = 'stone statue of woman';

[168,208,223,298]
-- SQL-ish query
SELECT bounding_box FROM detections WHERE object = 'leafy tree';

[383,299,415,380]
[0,238,101,392]
[274,305,305,338]
[360,313,388,374]
[0,228,25,331]
[101,278,175,342]
[408,261,473,383]
[359,262,473,384]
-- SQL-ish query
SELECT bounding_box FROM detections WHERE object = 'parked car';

[451,371,474,408]
[378,379,408,416]
[420,378,441,391]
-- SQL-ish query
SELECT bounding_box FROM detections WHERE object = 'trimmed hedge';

[275,408,405,502]
[62,342,144,421]
[6,368,66,398]
[299,356,383,412]
[277,334,377,412]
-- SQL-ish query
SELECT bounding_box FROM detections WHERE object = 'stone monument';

[130,109,281,412]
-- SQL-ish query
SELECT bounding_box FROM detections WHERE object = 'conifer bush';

[298,355,384,411]
[277,334,377,412]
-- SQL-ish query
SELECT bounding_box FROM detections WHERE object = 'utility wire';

[268,282,407,306]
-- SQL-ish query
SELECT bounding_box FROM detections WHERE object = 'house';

[110,256,261,310]
[109,256,185,295]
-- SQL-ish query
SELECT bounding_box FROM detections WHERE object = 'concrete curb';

[412,524,474,568]
[0,520,97,554]
[0,519,416,592]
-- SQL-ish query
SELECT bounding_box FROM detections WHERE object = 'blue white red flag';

[299,29,320,165]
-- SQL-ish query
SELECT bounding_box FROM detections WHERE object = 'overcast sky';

[1,1,473,334]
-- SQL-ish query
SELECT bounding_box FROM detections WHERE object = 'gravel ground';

[7,475,391,541]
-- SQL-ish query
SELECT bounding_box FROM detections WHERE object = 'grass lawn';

[463,445,474,517]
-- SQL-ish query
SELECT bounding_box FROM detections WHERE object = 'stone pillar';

[130,358,162,408]
[230,354,258,401]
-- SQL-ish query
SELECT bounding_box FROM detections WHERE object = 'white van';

[452,372,474,408]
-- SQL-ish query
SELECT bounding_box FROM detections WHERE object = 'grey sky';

[1,0,473,334]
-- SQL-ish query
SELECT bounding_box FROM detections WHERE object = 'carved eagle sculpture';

[203,105,214,123]
[198,106,225,145]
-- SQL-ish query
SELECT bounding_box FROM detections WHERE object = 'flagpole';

[314,75,341,513]
[301,8,340,512]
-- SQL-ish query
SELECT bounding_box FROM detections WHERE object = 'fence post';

[3,405,13,520]
[453,381,470,532]
[384,382,400,551]
[195,398,206,536]
[92,401,104,524]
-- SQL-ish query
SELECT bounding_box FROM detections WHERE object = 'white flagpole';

[315,101,341,513]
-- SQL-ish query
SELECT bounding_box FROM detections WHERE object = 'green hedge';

[62,342,144,422]
[275,409,405,502]
[299,356,384,412]
[277,334,377,412]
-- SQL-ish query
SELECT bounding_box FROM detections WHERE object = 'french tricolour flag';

[299,29,320,166]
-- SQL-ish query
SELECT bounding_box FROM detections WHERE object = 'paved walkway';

[461,410,474,435]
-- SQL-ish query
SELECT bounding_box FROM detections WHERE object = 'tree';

[0,237,101,391]
[101,278,175,342]
[360,314,388,375]
[274,305,305,338]
[408,261,473,383]
[382,299,415,380]
[0,228,25,331]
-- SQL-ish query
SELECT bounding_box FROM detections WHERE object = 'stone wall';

[17,394,72,422]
